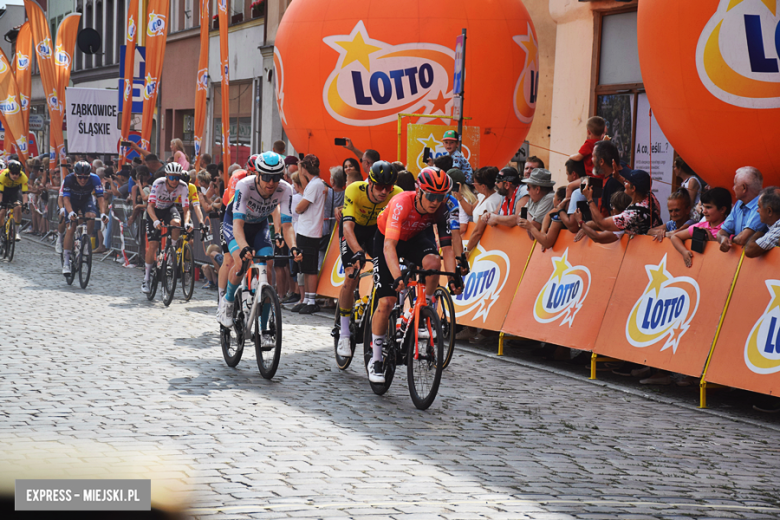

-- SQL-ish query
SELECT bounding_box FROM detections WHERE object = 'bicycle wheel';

[6,218,14,262]
[0,227,6,258]
[363,306,398,396]
[221,288,245,367]
[147,264,159,301]
[162,244,178,306]
[433,287,457,369]
[255,285,283,379]
[63,242,76,286]
[333,306,356,370]
[181,242,195,301]
[78,234,92,289]
[407,306,444,410]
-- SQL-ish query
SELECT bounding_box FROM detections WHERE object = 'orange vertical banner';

[0,48,28,162]
[119,0,139,166]
[14,22,32,139]
[140,0,170,151]
[217,0,230,179]
[24,0,61,165]
[193,0,209,167]
[54,13,81,162]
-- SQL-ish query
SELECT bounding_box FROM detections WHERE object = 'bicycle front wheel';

[221,288,245,367]
[333,306,356,370]
[147,264,159,300]
[255,285,282,379]
[6,218,15,262]
[162,244,178,306]
[407,306,444,410]
[63,242,76,286]
[433,287,456,369]
[0,224,7,258]
[181,242,195,301]
[78,234,92,289]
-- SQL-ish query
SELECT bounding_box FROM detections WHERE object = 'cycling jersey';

[62,173,104,199]
[149,177,189,210]
[0,170,28,192]
[223,169,248,206]
[175,183,200,206]
[377,190,452,247]
[342,181,402,227]
[232,176,293,224]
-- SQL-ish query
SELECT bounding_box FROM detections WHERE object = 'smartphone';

[691,227,707,254]
[334,138,347,146]
[520,207,528,220]
[120,140,133,147]
[298,153,304,160]
[423,147,431,163]
[576,200,592,221]
[589,177,604,199]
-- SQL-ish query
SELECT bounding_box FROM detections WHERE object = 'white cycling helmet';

[164,162,183,175]
[254,151,285,177]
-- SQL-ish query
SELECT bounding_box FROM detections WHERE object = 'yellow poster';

[406,124,479,175]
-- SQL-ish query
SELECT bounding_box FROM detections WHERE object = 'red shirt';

[223,169,248,206]
[579,138,600,177]
[377,190,452,246]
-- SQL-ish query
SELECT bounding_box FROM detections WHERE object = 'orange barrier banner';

[705,249,780,396]
[119,0,139,166]
[593,236,741,377]
[140,0,170,151]
[25,0,59,164]
[502,233,628,351]
[217,0,231,176]
[192,0,209,167]
[14,22,31,139]
[454,226,534,332]
[54,13,80,162]
[316,228,373,299]
[0,47,28,162]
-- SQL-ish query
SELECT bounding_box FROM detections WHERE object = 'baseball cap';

[622,169,652,194]
[496,166,521,184]
[442,130,458,141]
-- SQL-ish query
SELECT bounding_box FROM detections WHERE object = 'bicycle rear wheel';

[433,287,456,369]
[78,234,92,289]
[255,285,282,379]
[221,288,245,367]
[407,306,444,410]
[333,306,356,370]
[6,219,15,262]
[363,306,398,395]
[63,242,76,286]
[147,264,159,301]
[162,244,178,306]
[181,242,195,301]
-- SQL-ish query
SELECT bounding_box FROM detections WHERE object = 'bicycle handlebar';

[237,254,291,278]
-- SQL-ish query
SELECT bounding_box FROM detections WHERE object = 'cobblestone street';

[2,239,780,519]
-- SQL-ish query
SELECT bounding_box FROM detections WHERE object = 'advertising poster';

[635,93,674,222]
[66,88,120,153]
[406,124,479,175]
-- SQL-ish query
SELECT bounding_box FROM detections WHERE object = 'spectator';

[198,153,212,171]
[342,157,361,184]
[671,187,732,267]
[561,159,588,233]
[674,156,702,220]
[519,186,570,249]
[649,189,695,241]
[471,166,501,222]
[448,168,478,229]
[522,168,556,231]
[285,155,299,182]
[92,159,104,173]
[201,244,222,290]
[568,116,606,177]
[433,154,453,173]
[128,166,151,226]
[273,140,286,155]
[717,166,767,252]
[574,191,633,245]
[339,138,379,176]
[745,186,780,258]
[286,171,304,304]
[144,153,165,178]
[523,156,545,180]
[396,170,416,192]
[320,166,347,269]
[485,166,525,228]
[591,140,626,214]
[582,170,662,236]
[293,154,327,314]
[433,130,473,183]
[170,138,190,170]
[114,168,132,199]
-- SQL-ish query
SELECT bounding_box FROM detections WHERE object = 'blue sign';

[118,45,146,114]
[453,34,465,96]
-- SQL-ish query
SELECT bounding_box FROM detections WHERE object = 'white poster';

[634,93,674,222]
[65,88,120,154]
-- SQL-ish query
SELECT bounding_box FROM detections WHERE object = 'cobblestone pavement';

[2,239,780,519]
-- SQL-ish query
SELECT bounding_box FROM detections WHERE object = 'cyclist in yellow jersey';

[336,161,402,357]
[175,171,210,235]
[0,160,29,241]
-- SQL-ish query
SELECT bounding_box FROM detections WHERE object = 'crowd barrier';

[315,223,779,405]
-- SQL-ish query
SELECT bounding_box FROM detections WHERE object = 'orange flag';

[140,0,170,152]
[13,22,32,139]
[193,0,209,168]
[53,13,81,163]
[119,0,139,166]
[0,48,28,162]
[217,0,230,179]
[24,0,63,165]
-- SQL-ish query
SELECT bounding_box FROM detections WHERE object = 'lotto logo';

[533,250,591,327]
[744,280,780,374]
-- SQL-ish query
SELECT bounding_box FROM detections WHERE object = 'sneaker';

[201,281,212,290]
[368,360,385,384]
[290,302,306,313]
[261,333,276,348]
[15,232,21,241]
[62,262,71,275]
[218,298,235,328]
[337,336,352,357]
[283,293,300,304]
[141,280,150,293]
[55,239,63,254]
[299,303,320,314]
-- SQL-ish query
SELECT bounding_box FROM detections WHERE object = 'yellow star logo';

[418,134,439,151]
[551,250,570,283]
[334,31,381,72]
[767,282,780,313]
[514,23,538,71]
[428,91,451,114]
[646,257,670,298]
[728,0,775,16]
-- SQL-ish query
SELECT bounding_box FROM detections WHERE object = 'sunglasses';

[76,174,90,179]
[422,191,447,203]
[167,175,181,181]
[373,183,394,192]
[259,174,281,183]
[8,172,21,177]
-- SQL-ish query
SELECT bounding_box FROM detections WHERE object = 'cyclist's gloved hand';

[273,233,284,248]
[68,211,77,221]
[448,273,464,296]
[59,207,66,217]
[100,213,109,224]
[240,245,253,262]
[22,202,29,212]
[351,250,366,269]
[185,221,194,232]
[153,219,161,229]
[393,276,406,292]
[458,252,470,275]
[290,246,302,262]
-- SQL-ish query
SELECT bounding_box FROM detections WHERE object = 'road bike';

[331,270,373,370]
[146,224,182,306]
[220,254,286,379]
[363,261,458,410]
[0,203,16,262]
[60,216,101,289]
[432,286,456,369]
[177,226,204,301]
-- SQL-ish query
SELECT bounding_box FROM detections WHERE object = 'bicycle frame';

[244,261,270,336]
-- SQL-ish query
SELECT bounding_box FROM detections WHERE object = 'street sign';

[453,95,463,121]
[512,140,530,162]
[118,45,146,114]
[453,34,465,96]
[29,114,44,131]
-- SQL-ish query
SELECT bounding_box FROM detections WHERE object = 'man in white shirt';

[293,154,328,314]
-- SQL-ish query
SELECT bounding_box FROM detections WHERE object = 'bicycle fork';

[245,263,272,336]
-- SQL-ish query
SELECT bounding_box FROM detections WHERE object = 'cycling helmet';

[368,160,397,185]
[73,160,90,176]
[246,154,260,174]
[254,151,285,176]
[181,171,191,184]
[417,166,452,194]
[164,162,183,175]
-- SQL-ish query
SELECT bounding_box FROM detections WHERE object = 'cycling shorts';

[70,196,98,217]
[340,222,376,268]
[372,229,439,300]
[1,186,22,206]
[223,210,273,257]
[145,206,181,242]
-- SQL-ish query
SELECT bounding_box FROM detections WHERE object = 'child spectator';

[670,187,732,267]
[649,189,696,241]
[569,116,606,177]
[574,191,632,245]
[674,157,702,220]
[201,244,222,289]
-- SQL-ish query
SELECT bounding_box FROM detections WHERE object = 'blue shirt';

[720,195,767,236]
[446,195,460,231]
[447,150,473,184]
[61,173,104,199]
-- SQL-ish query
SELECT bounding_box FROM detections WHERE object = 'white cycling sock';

[340,315,351,337]
[305,293,316,305]
[63,250,71,262]
[144,263,152,281]
[57,231,64,242]
[371,335,384,363]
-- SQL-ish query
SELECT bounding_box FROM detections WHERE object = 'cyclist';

[0,160,29,242]
[336,160,402,357]
[176,170,210,235]
[142,162,193,293]
[368,166,463,383]
[61,161,109,274]
[216,152,302,328]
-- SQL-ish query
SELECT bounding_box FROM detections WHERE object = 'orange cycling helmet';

[417,166,452,194]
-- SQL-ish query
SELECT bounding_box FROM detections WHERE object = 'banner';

[0,48,28,162]
[218,0,230,177]
[502,233,628,351]
[635,93,674,222]
[14,22,32,139]
[54,13,81,162]
[704,249,780,396]
[119,0,139,166]
[24,0,61,164]
[66,88,120,153]
[140,0,170,151]
[406,124,479,175]
[193,0,209,167]
[593,236,741,378]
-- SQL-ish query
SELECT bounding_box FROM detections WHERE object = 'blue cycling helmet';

[255,151,285,176]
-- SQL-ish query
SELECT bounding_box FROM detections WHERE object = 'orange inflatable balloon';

[638,0,780,187]
[274,0,538,179]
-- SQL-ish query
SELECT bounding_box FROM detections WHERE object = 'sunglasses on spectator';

[422,191,447,202]
[258,174,281,183]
